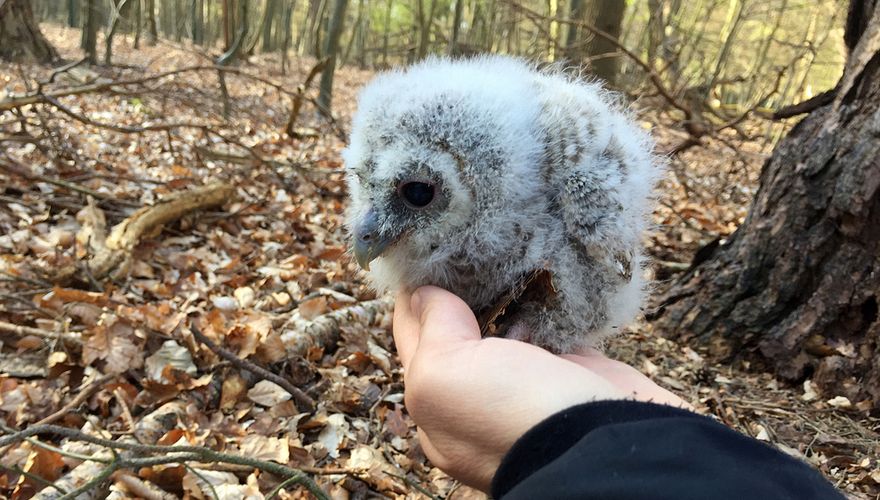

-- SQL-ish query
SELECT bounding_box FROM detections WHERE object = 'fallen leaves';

[0,24,875,500]
[248,380,292,407]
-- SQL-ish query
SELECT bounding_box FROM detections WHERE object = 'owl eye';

[398,181,435,209]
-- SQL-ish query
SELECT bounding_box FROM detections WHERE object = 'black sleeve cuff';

[490,400,844,500]
[491,400,699,498]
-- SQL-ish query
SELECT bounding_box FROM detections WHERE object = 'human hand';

[392,286,689,491]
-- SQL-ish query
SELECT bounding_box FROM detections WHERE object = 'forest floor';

[0,25,877,499]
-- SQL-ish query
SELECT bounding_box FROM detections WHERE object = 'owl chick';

[343,56,660,353]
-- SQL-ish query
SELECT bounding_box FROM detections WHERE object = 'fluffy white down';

[344,55,662,353]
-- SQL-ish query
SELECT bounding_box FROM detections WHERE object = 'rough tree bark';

[652,0,880,409]
[0,0,58,63]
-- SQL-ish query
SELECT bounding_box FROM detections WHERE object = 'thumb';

[411,286,481,352]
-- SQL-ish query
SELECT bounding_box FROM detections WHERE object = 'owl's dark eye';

[398,181,436,209]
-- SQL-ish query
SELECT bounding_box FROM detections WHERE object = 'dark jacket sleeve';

[491,400,844,500]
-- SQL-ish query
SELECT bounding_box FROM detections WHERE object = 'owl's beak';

[353,211,394,271]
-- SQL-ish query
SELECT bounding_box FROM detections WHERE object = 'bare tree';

[82,0,100,63]
[104,0,131,66]
[145,0,158,44]
[565,0,626,84]
[0,0,58,63]
[449,0,465,55]
[416,0,438,59]
[317,0,349,111]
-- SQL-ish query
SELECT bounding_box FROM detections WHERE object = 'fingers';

[392,286,481,369]
[392,290,420,368]
[411,286,481,351]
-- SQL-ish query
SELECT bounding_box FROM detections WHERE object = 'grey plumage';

[343,56,660,353]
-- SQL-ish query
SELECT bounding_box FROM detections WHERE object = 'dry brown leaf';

[145,340,198,382]
[237,435,290,463]
[247,380,291,407]
[298,296,328,320]
[383,404,409,438]
[220,372,247,411]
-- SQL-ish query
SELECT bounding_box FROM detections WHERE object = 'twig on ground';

[189,324,316,412]
[0,320,82,346]
[0,155,137,207]
[0,424,330,500]
[281,296,395,358]
[34,373,117,426]
[54,183,235,283]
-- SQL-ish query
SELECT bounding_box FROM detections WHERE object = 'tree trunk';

[280,0,294,74]
[262,0,278,52]
[174,0,185,41]
[145,0,158,44]
[564,0,584,55]
[317,0,349,111]
[652,0,880,409]
[82,0,99,62]
[448,0,463,55]
[193,0,205,45]
[381,0,392,65]
[415,0,437,60]
[0,0,58,63]
[645,0,663,68]
[68,0,81,27]
[704,0,745,100]
[104,0,131,66]
[565,0,626,85]
[341,0,364,65]
[133,0,143,49]
[222,0,233,50]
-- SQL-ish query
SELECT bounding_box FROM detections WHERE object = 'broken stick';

[56,182,235,283]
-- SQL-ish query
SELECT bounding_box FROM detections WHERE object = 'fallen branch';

[0,155,136,206]
[189,325,316,412]
[34,373,117,427]
[281,296,394,357]
[0,320,82,346]
[0,64,347,139]
[0,424,329,500]
[53,183,235,283]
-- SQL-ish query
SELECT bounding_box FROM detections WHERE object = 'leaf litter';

[0,26,876,499]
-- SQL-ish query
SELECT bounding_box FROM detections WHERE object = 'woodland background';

[0,0,877,499]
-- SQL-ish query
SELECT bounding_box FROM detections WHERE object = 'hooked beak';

[353,210,396,271]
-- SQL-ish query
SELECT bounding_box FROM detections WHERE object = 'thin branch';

[42,94,215,134]
[34,373,117,426]
[772,87,837,119]
[0,320,82,346]
[189,324,316,412]
[0,424,329,500]
[0,155,136,206]
[42,57,89,86]
[504,0,693,119]
[56,460,118,500]
[0,463,69,495]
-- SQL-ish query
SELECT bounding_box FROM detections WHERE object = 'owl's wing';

[537,77,658,284]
